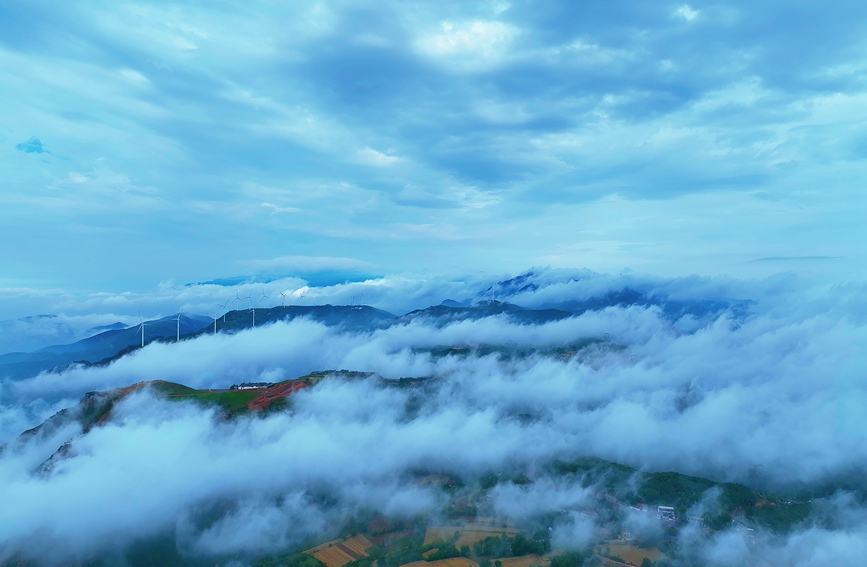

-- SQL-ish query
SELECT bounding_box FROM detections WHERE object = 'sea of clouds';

[1,270,866,565]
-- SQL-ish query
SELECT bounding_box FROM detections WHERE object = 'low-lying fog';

[1,271,865,566]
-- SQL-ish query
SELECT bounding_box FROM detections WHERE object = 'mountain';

[473,271,752,320]
[0,314,211,380]
[5,373,816,544]
[474,271,541,300]
[196,304,396,336]
[396,300,572,326]
[88,322,128,332]
[0,269,755,381]
[0,306,396,381]
[0,314,85,355]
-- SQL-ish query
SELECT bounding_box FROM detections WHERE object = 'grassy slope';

[151,381,262,413]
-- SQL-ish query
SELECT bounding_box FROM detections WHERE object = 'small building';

[230,382,272,390]
[657,506,676,521]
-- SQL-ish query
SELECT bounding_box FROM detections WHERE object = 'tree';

[550,551,589,567]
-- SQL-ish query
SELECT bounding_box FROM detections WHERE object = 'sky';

[2,0,867,301]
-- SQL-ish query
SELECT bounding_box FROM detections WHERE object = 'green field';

[151,381,261,412]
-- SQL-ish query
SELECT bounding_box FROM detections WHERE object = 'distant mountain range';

[0,314,132,355]
[0,272,753,381]
[470,271,752,319]
[398,300,572,326]
[0,314,211,379]
[198,304,396,336]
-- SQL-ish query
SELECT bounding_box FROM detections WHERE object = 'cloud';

[672,4,700,22]
[0,313,134,356]
[3,273,866,491]
[15,137,48,154]
[490,479,593,519]
[2,0,867,562]
[260,202,301,214]
[117,67,149,86]
[242,255,376,274]
[0,273,867,562]
[356,147,404,167]
[750,256,843,262]
[2,1,867,284]
[416,20,519,72]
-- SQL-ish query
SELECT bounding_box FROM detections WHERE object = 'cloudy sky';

[2,0,866,296]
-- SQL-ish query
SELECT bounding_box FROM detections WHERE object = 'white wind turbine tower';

[241,292,255,327]
[210,303,221,335]
[248,289,269,327]
[174,314,182,342]
[218,300,231,323]
[279,290,288,307]
[135,312,148,347]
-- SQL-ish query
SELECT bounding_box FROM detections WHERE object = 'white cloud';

[416,20,519,72]
[564,40,633,66]
[1,273,867,562]
[260,202,301,214]
[117,68,149,86]
[673,4,700,22]
[355,147,404,167]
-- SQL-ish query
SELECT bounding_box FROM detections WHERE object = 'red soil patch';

[246,380,311,411]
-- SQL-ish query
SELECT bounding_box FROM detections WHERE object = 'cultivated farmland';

[401,558,479,567]
[494,555,550,567]
[598,544,662,567]
[303,534,374,567]
[424,526,521,549]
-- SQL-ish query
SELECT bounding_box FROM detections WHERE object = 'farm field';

[493,555,549,567]
[153,379,313,413]
[401,558,479,567]
[458,517,513,528]
[303,534,374,567]
[424,526,521,549]
[598,544,662,567]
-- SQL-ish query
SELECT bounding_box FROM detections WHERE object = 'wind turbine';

[135,312,148,347]
[233,290,243,315]
[240,292,254,327]
[279,290,288,307]
[210,303,221,335]
[218,300,230,323]
[174,314,182,342]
